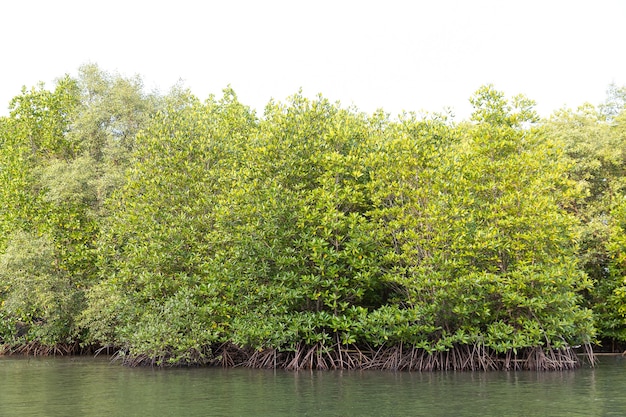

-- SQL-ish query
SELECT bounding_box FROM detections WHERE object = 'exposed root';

[0,341,90,357]
[216,342,590,371]
[2,340,595,371]
[113,346,217,367]
[582,342,597,366]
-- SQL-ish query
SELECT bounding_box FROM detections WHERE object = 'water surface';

[1,355,624,416]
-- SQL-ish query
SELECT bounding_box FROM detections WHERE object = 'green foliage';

[544,94,626,342]
[0,65,608,363]
[70,63,158,160]
[601,194,626,341]
[0,78,81,247]
[0,78,89,345]
[0,231,82,344]
[368,87,593,351]
[84,89,256,361]
[0,65,167,348]
[82,85,596,360]
[470,84,539,127]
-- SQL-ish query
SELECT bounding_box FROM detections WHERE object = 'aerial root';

[0,341,86,357]
[1,340,593,371]
[207,342,587,371]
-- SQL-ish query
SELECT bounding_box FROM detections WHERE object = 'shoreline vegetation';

[1,65,626,370]
[0,341,595,371]
[125,343,598,371]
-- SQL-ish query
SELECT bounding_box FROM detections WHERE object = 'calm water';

[0,355,625,416]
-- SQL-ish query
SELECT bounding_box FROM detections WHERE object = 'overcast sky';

[1,0,625,120]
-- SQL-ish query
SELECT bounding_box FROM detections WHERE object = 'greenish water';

[0,355,625,416]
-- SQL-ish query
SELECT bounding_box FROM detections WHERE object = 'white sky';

[1,0,625,120]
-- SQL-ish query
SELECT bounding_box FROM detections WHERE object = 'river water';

[1,355,625,416]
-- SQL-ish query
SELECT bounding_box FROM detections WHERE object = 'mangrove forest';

[1,64,626,371]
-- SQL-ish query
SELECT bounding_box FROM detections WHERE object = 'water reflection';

[1,356,625,416]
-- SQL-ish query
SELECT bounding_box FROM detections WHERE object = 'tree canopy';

[1,67,624,370]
